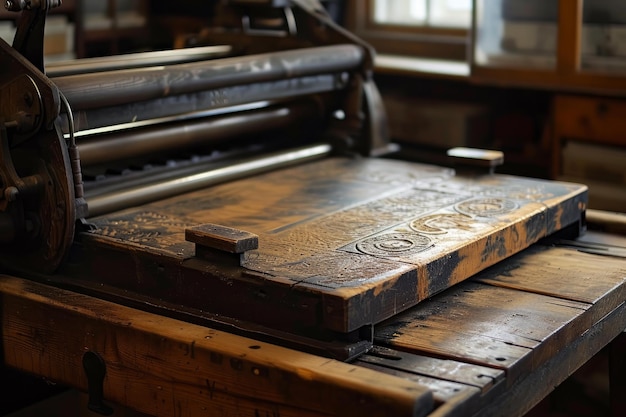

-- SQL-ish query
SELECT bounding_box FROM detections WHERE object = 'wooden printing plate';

[60,157,586,348]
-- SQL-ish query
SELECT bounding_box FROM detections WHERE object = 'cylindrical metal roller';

[78,102,319,166]
[46,45,233,77]
[52,44,364,110]
[85,143,333,217]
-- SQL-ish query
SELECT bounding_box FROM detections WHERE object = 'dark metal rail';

[85,143,333,217]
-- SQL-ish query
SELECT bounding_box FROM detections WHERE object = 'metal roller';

[52,44,364,111]
[85,143,333,217]
[77,101,321,166]
[60,73,337,134]
[46,45,233,77]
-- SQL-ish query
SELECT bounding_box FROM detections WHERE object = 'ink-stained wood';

[374,243,626,389]
[68,157,587,334]
[0,274,434,417]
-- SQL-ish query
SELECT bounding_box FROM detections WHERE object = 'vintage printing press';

[0,0,587,360]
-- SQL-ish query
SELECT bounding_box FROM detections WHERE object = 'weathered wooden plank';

[354,361,481,407]
[69,157,586,334]
[473,245,626,304]
[426,389,485,417]
[0,275,434,417]
[356,358,495,417]
[469,302,626,417]
[374,281,588,371]
[358,346,504,394]
[553,229,626,259]
[375,244,626,387]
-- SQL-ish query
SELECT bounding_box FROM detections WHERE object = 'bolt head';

[4,186,19,202]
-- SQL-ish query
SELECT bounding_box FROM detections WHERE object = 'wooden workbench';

[1,223,625,417]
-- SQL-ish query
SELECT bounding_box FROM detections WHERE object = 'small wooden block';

[447,147,504,169]
[185,224,258,254]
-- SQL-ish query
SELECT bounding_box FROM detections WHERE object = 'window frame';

[345,0,471,61]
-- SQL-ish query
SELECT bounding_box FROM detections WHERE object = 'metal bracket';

[7,0,62,72]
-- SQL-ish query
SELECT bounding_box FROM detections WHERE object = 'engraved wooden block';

[77,157,587,337]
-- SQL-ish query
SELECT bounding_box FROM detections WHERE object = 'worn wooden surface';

[367,234,626,417]
[0,275,433,417]
[66,157,587,335]
[3,230,625,417]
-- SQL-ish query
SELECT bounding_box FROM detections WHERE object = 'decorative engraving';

[356,233,433,257]
[431,178,554,202]
[455,197,518,217]
[363,167,452,185]
[410,213,475,234]
[502,186,553,201]
[90,211,190,244]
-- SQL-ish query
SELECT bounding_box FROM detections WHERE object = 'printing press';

[0,0,589,366]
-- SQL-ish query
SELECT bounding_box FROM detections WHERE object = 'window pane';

[580,0,626,73]
[429,0,472,28]
[372,0,427,26]
[474,0,557,69]
[372,0,471,28]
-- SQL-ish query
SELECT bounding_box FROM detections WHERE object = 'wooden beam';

[0,275,433,417]
[557,0,582,74]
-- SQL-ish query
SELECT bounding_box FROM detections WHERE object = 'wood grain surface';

[0,275,433,417]
[70,157,587,334]
[369,240,626,416]
[3,230,625,417]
